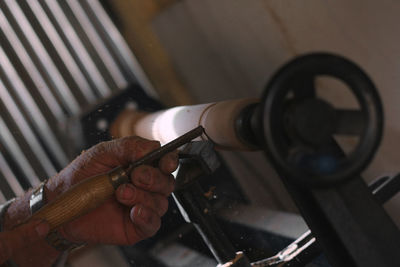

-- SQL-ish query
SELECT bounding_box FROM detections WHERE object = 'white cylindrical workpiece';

[111,98,259,150]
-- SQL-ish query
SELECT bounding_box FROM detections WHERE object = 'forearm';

[3,186,61,266]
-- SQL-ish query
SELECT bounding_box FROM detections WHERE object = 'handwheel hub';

[260,53,383,187]
[291,98,337,146]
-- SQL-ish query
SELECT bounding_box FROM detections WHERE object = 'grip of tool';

[30,167,129,231]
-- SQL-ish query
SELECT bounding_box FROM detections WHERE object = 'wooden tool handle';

[30,167,129,231]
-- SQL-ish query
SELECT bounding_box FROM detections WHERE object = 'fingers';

[72,136,161,172]
[131,165,175,196]
[116,185,167,245]
[130,205,161,240]
[0,220,49,264]
[116,184,169,216]
[80,137,179,171]
[158,151,179,174]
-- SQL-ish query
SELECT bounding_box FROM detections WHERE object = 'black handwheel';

[261,53,383,187]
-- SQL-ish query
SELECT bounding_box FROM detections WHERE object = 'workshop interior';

[0,0,399,266]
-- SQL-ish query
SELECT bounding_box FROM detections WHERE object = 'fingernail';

[120,184,135,200]
[35,221,50,237]
[131,205,150,223]
[131,205,142,223]
[138,206,150,222]
[138,167,152,185]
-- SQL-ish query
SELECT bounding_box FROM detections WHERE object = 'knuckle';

[117,184,137,203]
[151,169,161,185]
[97,136,145,163]
[132,165,154,188]
[149,140,161,148]
[117,137,139,161]
[116,184,125,199]
[136,140,160,158]
[141,191,151,205]
[92,140,113,155]
[132,189,144,204]
[131,166,140,178]
[146,167,156,186]
[165,153,179,172]
[81,140,115,165]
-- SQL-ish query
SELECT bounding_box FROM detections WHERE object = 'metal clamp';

[30,180,47,214]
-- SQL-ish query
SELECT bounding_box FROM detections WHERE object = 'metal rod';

[26,0,97,103]
[84,0,158,98]
[126,126,204,174]
[42,0,110,98]
[0,8,64,121]
[0,151,24,197]
[0,79,57,178]
[0,117,40,187]
[0,47,69,167]
[66,0,127,90]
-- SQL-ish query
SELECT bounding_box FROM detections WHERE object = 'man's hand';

[0,219,49,264]
[3,136,178,266]
[46,136,178,245]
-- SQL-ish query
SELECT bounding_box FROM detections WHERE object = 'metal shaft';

[126,126,204,174]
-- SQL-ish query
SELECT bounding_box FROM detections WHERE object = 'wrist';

[3,191,32,230]
[3,184,62,266]
[4,176,62,229]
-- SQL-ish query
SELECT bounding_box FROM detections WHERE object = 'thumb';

[0,220,49,264]
[67,136,161,177]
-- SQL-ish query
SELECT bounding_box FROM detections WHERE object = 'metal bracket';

[251,173,400,267]
[173,141,251,267]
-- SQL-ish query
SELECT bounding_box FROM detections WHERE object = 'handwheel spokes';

[334,109,366,136]
[292,76,316,99]
[262,53,383,186]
